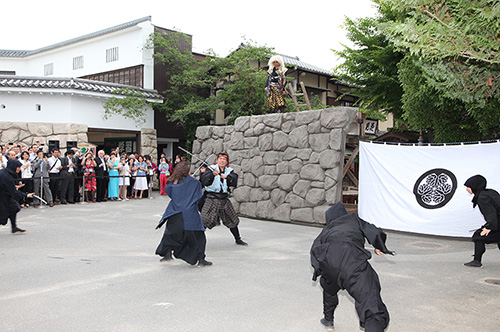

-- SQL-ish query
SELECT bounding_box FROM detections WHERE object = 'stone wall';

[192,107,357,224]
[140,128,158,163]
[0,122,88,150]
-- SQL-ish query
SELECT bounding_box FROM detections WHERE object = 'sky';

[1,0,378,71]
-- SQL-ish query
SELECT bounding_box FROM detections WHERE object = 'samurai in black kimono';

[155,162,212,267]
[463,175,500,268]
[310,202,393,331]
[0,159,33,234]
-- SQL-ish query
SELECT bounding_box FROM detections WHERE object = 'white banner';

[359,141,500,237]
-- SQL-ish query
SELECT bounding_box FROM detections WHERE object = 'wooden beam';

[342,145,359,179]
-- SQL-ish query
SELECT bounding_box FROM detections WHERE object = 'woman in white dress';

[118,156,130,201]
[133,155,148,199]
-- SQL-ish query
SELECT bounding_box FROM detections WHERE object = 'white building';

[0,16,170,157]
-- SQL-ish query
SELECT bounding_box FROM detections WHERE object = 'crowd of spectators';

[0,142,179,208]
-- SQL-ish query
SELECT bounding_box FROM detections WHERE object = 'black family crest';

[413,168,457,209]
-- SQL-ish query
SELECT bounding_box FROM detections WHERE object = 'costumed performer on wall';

[265,54,288,112]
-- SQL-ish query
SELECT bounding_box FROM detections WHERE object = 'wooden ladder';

[289,81,312,112]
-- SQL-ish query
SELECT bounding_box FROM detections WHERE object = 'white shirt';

[49,156,61,174]
[67,157,74,173]
[0,155,6,169]
[20,160,33,178]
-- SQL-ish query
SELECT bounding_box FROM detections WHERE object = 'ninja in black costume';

[310,202,394,331]
[463,175,500,268]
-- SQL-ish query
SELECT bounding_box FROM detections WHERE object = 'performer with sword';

[0,159,35,234]
[200,151,248,246]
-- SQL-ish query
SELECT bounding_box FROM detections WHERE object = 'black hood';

[464,174,487,208]
[325,202,348,225]
[6,159,22,175]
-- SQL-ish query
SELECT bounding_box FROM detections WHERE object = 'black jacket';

[310,202,393,281]
[0,160,25,225]
[476,189,500,230]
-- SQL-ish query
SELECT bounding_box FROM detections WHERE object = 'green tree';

[150,32,273,142]
[333,1,405,120]
[381,0,500,137]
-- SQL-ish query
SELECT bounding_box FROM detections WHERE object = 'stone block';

[311,181,323,188]
[256,200,275,220]
[263,165,277,175]
[259,175,279,190]
[306,188,326,206]
[243,172,256,187]
[307,121,322,134]
[253,123,266,136]
[291,208,313,222]
[296,109,321,125]
[243,137,258,149]
[249,155,264,177]
[243,128,254,137]
[325,176,337,190]
[309,133,330,152]
[192,140,202,154]
[225,126,235,134]
[319,150,341,169]
[283,147,297,161]
[300,164,325,181]
[270,188,287,206]
[329,129,343,150]
[320,108,356,129]
[293,180,311,198]
[1,129,20,143]
[287,193,307,208]
[258,133,273,151]
[234,116,250,132]
[325,185,340,204]
[313,206,330,224]
[276,161,289,174]
[212,126,225,138]
[263,151,281,165]
[27,123,53,136]
[230,132,244,150]
[272,131,288,151]
[273,203,291,222]
[325,168,340,181]
[196,126,213,140]
[289,158,303,173]
[296,148,313,160]
[306,152,320,164]
[277,173,299,191]
[262,113,282,129]
[250,188,269,202]
[250,115,264,127]
[281,120,296,133]
[239,202,257,218]
[288,125,309,148]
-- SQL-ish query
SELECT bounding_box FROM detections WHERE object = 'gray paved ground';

[1,193,500,332]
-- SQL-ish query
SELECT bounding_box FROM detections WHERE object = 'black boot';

[197,259,213,267]
[159,251,173,262]
[320,318,334,330]
[12,227,26,234]
[230,226,248,246]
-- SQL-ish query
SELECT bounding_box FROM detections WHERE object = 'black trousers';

[472,229,500,262]
[49,173,61,202]
[155,213,207,265]
[96,172,108,202]
[60,172,74,203]
[320,243,389,332]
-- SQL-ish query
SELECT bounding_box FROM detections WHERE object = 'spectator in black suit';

[94,150,108,202]
[60,150,76,204]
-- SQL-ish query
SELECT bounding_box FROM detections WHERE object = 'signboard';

[78,143,97,156]
[364,118,378,135]
[104,137,137,154]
